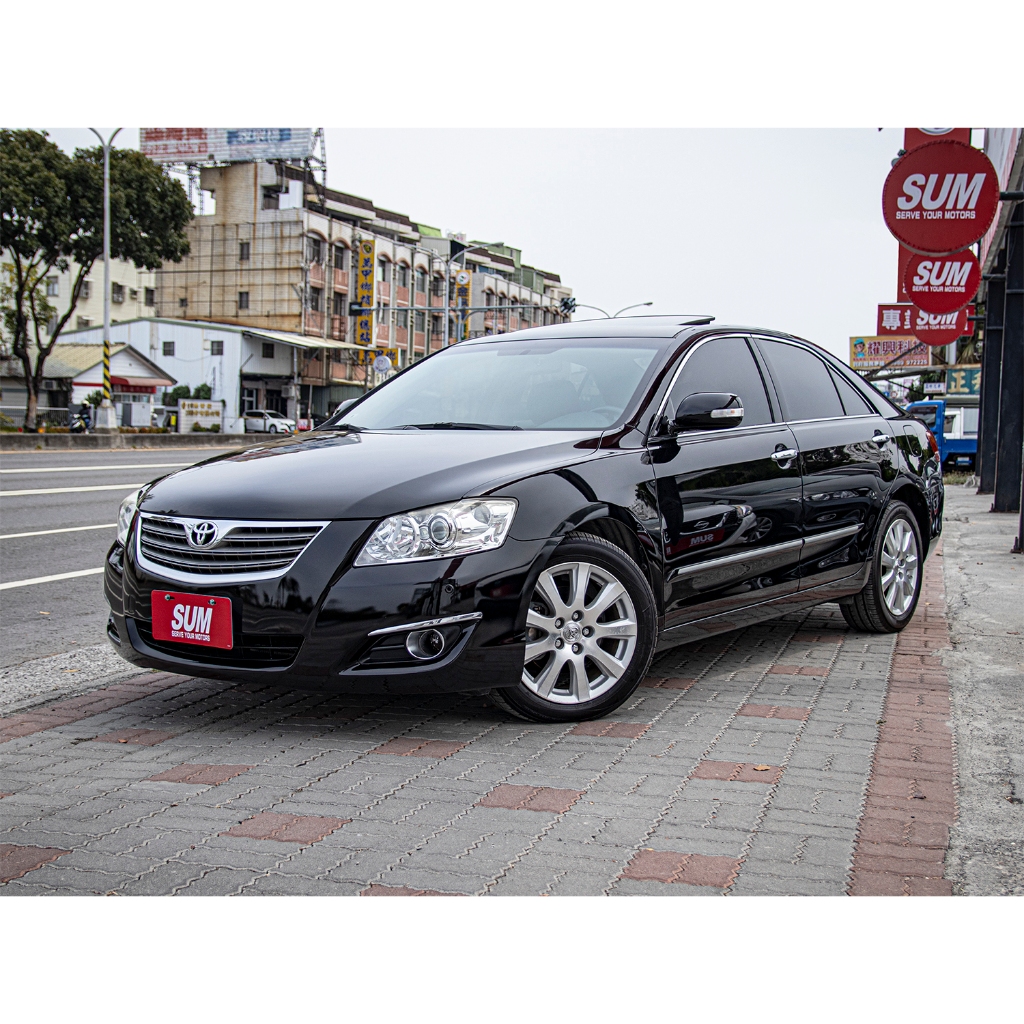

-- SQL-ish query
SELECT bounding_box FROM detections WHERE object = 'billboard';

[849,335,928,372]
[141,128,312,164]
[354,239,376,347]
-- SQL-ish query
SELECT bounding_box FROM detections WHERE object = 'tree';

[1,130,192,428]
[165,384,191,405]
[192,382,211,400]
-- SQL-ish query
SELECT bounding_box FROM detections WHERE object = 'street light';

[433,242,501,350]
[571,301,654,320]
[89,127,122,432]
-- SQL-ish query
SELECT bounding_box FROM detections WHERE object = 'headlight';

[354,499,517,566]
[116,488,144,546]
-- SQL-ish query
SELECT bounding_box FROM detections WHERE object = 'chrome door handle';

[871,432,893,444]
[771,448,798,462]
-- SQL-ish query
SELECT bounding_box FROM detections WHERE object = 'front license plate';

[151,591,233,649]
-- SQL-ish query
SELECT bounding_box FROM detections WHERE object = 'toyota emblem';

[187,521,219,548]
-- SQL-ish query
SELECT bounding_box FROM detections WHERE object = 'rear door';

[648,335,804,631]
[753,337,897,590]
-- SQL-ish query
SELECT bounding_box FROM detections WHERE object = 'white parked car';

[243,409,296,434]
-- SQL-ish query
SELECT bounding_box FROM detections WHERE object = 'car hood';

[139,429,602,520]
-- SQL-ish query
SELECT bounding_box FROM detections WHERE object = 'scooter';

[69,406,92,433]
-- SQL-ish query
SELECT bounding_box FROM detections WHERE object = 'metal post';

[993,202,1023,515]
[977,246,1006,493]
[89,128,121,432]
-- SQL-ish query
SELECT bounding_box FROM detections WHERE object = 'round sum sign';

[903,249,981,316]
[882,139,999,255]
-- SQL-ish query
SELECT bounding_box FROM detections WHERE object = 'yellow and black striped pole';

[102,339,111,403]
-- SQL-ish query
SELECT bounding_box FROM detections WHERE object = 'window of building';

[308,286,322,312]
[396,264,409,288]
[307,236,323,264]
[211,339,224,356]
[415,268,426,293]
[262,187,280,210]
[163,340,175,356]
[485,291,494,307]
[144,287,155,307]
[178,297,188,308]
[431,275,445,297]
[262,342,275,359]
[129,288,138,301]
[415,310,426,332]
[333,244,347,270]
[81,280,92,300]
[76,316,91,329]
[46,276,59,297]
[332,291,345,316]
[111,282,124,304]
[431,314,443,334]
[242,387,257,413]
[238,291,250,310]
[239,240,251,262]
[377,258,390,283]
[396,309,409,329]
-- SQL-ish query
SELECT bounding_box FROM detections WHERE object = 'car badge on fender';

[186,521,219,548]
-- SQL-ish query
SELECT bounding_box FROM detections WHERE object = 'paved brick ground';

[0,583,960,896]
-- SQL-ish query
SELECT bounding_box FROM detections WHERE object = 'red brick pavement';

[0,843,72,883]
[690,760,784,784]
[0,673,185,744]
[477,784,583,813]
[849,543,956,896]
[221,811,350,844]
[622,849,742,887]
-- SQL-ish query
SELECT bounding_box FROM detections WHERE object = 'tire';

[268,424,278,434]
[839,500,923,633]
[489,533,657,722]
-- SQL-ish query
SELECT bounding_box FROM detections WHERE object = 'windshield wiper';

[398,422,522,431]
[316,422,363,432]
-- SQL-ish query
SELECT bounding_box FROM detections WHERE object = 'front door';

[649,335,804,633]
[753,337,897,590]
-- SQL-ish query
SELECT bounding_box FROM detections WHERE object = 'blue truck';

[905,395,979,471]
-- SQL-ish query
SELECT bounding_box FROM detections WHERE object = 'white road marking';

[0,567,105,590]
[0,483,147,497]
[0,523,116,540]
[0,463,189,475]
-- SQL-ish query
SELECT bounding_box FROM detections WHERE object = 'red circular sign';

[903,250,980,315]
[883,139,999,255]
[909,304,972,347]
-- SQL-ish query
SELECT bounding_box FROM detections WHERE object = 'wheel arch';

[890,482,931,558]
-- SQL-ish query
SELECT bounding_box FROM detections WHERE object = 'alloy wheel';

[523,560,638,705]
[880,517,919,616]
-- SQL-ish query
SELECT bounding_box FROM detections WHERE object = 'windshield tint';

[337,341,660,430]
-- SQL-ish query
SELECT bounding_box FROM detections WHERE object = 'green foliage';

[165,384,191,405]
[84,389,104,407]
[192,382,212,400]
[0,129,192,428]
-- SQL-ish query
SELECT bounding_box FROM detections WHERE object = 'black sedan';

[104,316,943,722]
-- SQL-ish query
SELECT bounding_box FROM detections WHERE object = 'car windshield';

[333,340,661,431]
[266,411,286,418]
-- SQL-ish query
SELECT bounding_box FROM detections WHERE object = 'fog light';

[406,628,446,660]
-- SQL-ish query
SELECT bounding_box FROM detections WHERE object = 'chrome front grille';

[136,514,327,584]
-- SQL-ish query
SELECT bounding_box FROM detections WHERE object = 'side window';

[668,337,773,427]
[756,340,844,421]
[829,367,873,415]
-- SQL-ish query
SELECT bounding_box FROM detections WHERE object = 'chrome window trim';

[367,612,483,636]
[665,524,862,582]
[652,334,778,436]
[135,513,328,585]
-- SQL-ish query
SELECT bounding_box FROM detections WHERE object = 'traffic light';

[559,297,576,315]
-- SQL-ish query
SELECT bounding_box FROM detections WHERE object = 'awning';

[243,328,364,352]
[112,375,175,388]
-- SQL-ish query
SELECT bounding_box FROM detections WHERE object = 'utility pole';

[89,128,122,432]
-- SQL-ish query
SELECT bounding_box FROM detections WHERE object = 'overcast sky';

[44,127,927,362]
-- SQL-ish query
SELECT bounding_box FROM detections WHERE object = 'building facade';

[153,162,573,370]
[36,257,157,332]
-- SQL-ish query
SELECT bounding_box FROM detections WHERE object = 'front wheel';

[839,500,923,633]
[490,533,657,722]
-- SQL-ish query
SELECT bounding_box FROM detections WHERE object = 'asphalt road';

[0,448,237,668]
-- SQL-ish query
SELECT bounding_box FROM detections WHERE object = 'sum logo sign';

[170,602,212,639]
[903,251,981,316]
[883,139,999,255]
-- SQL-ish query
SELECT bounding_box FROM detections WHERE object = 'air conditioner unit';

[42,379,57,390]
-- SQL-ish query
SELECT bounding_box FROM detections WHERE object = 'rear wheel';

[839,500,922,633]
[490,534,657,722]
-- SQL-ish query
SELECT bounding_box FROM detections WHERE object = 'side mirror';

[674,392,744,432]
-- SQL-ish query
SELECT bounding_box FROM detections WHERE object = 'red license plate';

[151,591,233,649]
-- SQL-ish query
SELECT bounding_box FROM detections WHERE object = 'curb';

[1,433,253,451]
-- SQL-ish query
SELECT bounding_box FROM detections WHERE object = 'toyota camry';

[104,316,943,722]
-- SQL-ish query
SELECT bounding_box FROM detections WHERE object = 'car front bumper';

[104,519,552,695]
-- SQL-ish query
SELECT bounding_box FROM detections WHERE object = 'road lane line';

[0,523,116,540]
[0,483,147,497]
[0,463,189,474]
[0,567,105,590]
